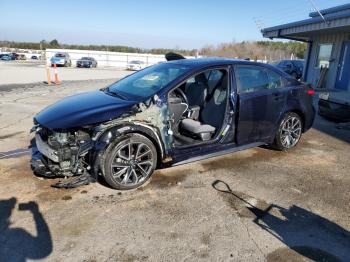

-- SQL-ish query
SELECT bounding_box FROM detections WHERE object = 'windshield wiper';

[104,88,128,100]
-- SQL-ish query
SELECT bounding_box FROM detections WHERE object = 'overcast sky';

[0,0,349,49]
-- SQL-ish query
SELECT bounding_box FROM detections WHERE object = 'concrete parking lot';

[0,65,350,261]
[0,60,130,85]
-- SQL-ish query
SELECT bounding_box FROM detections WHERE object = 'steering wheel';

[174,88,189,105]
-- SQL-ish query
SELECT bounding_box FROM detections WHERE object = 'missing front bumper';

[31,144,96,188]
[30,145,55,178]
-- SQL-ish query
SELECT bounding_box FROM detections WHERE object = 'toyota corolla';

[31,57,315,190]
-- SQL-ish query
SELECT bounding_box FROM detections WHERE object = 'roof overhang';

[262,4,350,41]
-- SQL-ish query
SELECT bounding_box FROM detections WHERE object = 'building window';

[316,44,333,68]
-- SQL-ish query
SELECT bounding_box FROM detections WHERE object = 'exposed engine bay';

[32,126,93,177]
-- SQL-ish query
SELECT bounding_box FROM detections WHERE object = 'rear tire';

[271,112,303,151]
[102,133,157,190]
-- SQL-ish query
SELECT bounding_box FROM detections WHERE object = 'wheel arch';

[130,130,163,169]
[269,110,304,150]
[267,109,305,145]
[95,122,167,169]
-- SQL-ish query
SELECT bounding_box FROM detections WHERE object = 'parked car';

[318,91,350,122]
[0,53,15,61]
[31,55,40,60]
[31,58,315,190]
[76,57,97,68]
[50,52,71,67]
[127,60,146,71]
[15,54,27,60]
[271,59,304,79]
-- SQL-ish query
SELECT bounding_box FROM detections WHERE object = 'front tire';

[271,112,303,151]
[102,133,157,190]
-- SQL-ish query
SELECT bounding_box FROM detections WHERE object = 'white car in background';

[126,60,146,71]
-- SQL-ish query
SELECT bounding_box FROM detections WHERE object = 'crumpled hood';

[34,90,137,129]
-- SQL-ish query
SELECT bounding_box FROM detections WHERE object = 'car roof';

[173,58,297,79]
[168,57,270,69]
[276,59,304,62]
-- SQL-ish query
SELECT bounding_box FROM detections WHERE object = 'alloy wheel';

[110,141,154,187]
[280,116,302,148]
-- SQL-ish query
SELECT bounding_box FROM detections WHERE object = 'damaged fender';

[90,95,174,176]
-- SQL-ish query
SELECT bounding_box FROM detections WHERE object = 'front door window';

[168,68,230,147]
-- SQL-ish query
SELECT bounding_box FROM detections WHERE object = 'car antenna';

[308,0,329,25]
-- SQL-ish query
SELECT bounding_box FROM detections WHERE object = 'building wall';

[306,32,350,89]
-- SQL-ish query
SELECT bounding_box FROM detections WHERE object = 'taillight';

[307,89,315,95]
[305,83,315,95]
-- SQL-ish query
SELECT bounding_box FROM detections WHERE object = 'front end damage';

[30,95,172,188]
[31,126,96,187]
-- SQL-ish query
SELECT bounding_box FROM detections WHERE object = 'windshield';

[81,57,90,60]
[130,61,142,64]
[55,53,66,57]
[108,62,190,99]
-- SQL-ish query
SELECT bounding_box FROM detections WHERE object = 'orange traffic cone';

[53,64,60,85]
[46,65,51,85]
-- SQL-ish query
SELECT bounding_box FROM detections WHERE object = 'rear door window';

[266,69,284,89]
[236,66,285,93]
[236,66,269,93]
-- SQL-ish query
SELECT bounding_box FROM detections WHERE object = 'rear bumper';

[318,99,350,122]
[77,63,91,68]
[51,60,65,65]
[127,66,139,70]
[302,102,316,132]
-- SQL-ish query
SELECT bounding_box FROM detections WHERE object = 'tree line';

[0,39,306,60]
[0,39,198,56]
[200,41,306,60]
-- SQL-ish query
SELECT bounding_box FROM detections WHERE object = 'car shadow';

[212,180,350,261]
[0,198,53,261]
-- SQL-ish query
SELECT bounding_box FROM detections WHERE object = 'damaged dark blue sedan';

[31,57,315,190]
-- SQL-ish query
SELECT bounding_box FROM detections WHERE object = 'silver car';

[50,52,72,67]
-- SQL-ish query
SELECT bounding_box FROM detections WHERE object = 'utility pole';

[40,42,43,61]
[106,46,109,67]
